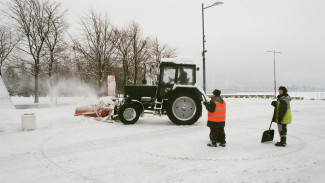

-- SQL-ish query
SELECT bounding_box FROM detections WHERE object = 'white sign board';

[107,75,116,97]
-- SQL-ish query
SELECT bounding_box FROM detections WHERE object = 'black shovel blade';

[261,129,274,143]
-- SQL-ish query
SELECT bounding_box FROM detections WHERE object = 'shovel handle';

[268,120,273,130]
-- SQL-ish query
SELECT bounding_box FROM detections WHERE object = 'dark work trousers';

[209,127,226,144]
[277,124,287,137]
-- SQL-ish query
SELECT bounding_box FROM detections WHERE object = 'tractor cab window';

[161,67,176,84]
[177,66,193,85]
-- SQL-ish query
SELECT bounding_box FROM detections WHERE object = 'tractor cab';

[158,60,197,98]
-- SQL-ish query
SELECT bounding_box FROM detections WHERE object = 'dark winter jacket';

[204,96,225,128]
[272,94,292,124]
[178,71,188,84]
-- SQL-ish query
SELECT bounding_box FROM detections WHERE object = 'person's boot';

[275,137,286,147]
[219,138,226,147]
[207,140,217,147]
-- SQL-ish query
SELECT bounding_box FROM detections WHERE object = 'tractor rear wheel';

[166,92,202,125]
[118,103,140,124]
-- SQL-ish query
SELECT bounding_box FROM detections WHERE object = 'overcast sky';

[3,0,325,90]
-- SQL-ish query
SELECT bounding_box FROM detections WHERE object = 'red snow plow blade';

[74,100,114,118]
[75,105,100,117]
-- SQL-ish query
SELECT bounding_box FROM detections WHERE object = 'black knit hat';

[279,86,288,94]
[213,89,221,96]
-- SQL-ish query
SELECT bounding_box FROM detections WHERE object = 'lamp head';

[213,2,223,6]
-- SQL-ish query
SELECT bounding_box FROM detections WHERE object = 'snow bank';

[0,76,15,109]
[0,76,16,131]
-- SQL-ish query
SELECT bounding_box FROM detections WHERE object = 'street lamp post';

[267,50,281,98]
[202,2,223,93]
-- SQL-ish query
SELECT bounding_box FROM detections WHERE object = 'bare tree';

[151,36,177,63]
[43,1,68,81]
[149,36,177,83]
[128,22,150,84]
[0,26,19,76]
[112,25,177,86]
[72,10,116,89]
[113,28,132,85]
[7,0,53,103]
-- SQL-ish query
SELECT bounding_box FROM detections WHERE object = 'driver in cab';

[178,67,188,85]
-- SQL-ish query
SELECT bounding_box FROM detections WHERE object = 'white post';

[107,75,116,97]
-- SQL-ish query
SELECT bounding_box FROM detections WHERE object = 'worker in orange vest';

[203,89,226,147]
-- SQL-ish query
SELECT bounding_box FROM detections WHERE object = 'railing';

[206,94,304,100]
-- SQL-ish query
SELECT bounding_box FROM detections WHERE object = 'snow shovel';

[261,120,274,143]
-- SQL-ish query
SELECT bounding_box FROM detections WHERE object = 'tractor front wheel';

[118,103,140,124]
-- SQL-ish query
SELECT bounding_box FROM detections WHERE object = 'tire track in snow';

[146,134,306,162]
[146,132,325,182]
[32,129,103,183]
[33,124,196,182]
[253,159,325,174]
[241,159,325,183]
[41,124,195,154]
[294,123,325,139]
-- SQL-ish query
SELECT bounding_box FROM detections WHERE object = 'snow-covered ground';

[1,95,325,182]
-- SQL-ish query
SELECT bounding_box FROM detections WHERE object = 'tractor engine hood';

[172,84,209,102]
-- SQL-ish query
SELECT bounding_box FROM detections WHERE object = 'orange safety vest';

[208,101,226,122]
